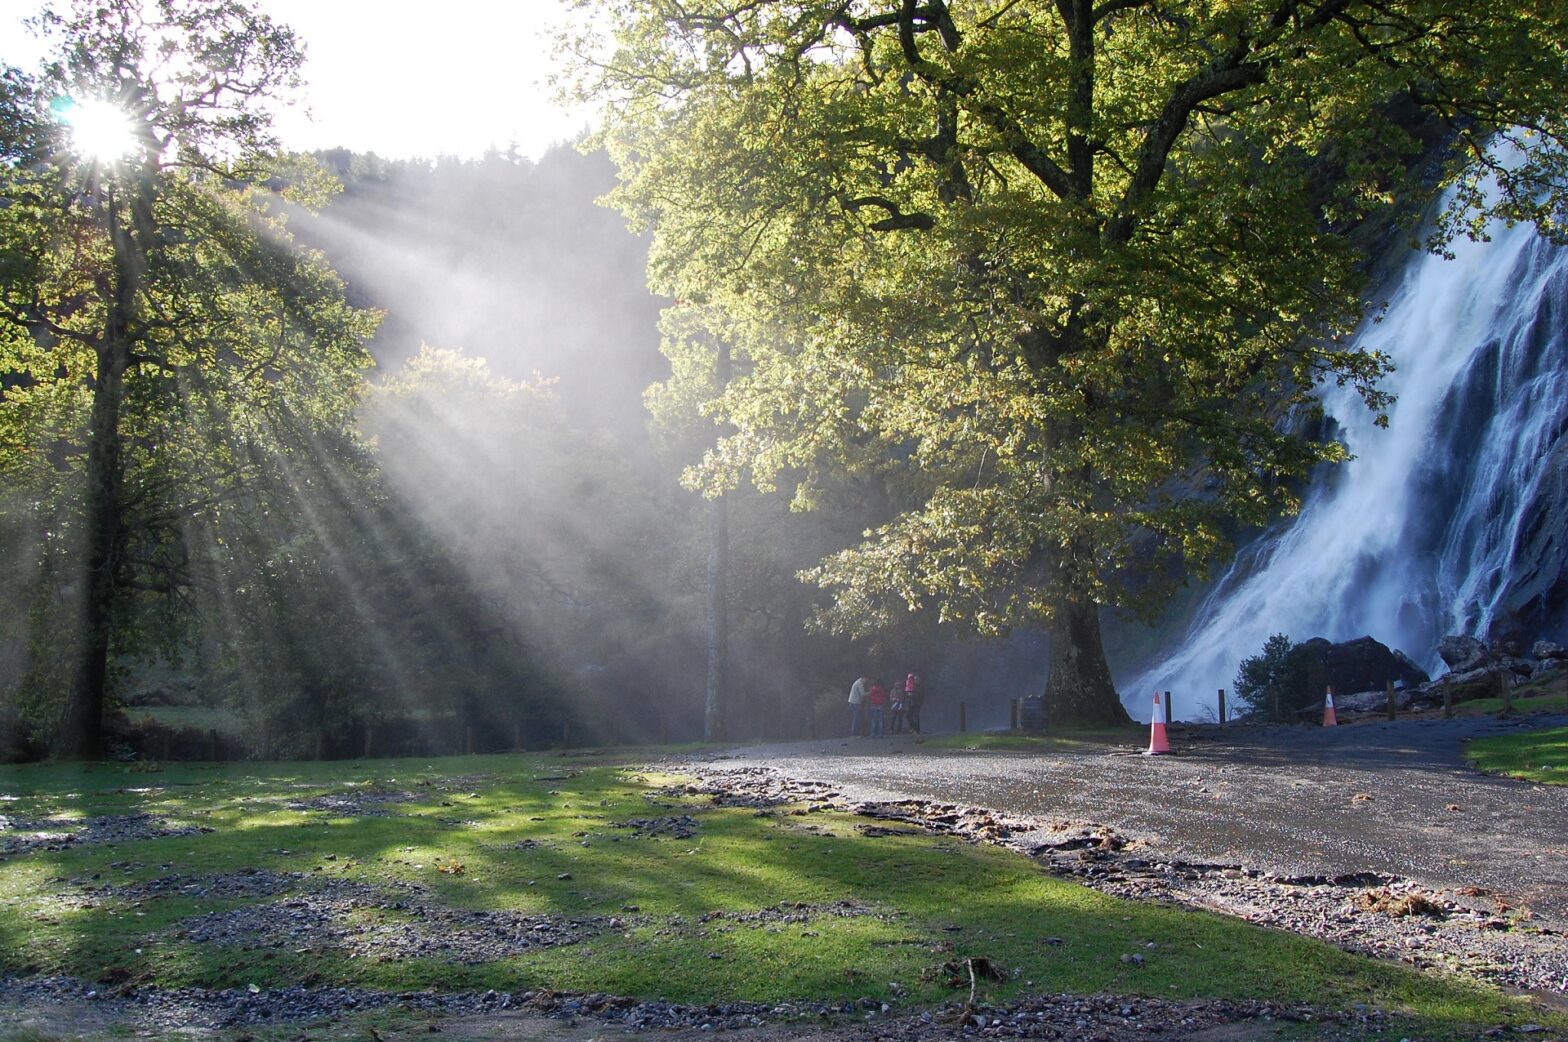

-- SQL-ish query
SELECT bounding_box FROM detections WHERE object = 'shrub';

[1234,634,1318,722]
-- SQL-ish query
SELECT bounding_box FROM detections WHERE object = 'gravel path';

[706,715,1568,922]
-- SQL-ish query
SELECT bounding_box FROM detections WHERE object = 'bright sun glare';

[61,98,141,164]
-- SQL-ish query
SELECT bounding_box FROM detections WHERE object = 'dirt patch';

[85,867,303,902]
[169,881,612,963]
[283,789,419,816]
[0,813,213,857]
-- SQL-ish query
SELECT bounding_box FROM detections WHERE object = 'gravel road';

[709,714,1568,922]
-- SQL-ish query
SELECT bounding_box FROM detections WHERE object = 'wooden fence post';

[1217,688,1226,726]
[1164,690,1174,725]
[1386,680,1396,721]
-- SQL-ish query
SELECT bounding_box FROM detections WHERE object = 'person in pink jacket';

[866,680,889,737]
[903,673,923,734]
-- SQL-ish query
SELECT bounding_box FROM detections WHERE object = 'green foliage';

[571,0,1568,700]
[1232,633,1316,722]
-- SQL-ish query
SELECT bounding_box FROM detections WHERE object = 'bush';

[1234,634,1318,722]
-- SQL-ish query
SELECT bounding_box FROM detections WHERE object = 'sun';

[60,98,141,165]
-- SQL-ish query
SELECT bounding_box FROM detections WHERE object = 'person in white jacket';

[847,675,869,737]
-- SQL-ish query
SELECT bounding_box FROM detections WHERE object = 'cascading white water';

[1124,215,1568,720]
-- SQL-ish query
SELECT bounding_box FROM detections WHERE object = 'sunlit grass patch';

[0,752,1562,1039]
[1466,726,1568,785]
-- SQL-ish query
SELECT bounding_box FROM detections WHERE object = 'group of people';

[846,673,923,737]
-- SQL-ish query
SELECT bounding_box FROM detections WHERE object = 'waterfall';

[1124,216,1568,720]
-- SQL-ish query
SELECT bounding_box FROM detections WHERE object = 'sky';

[0,0,594,160]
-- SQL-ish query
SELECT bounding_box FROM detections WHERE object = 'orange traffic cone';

[1322,687,1338,727]
[1145,691,1171,755]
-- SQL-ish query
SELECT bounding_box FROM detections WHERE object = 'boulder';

[1532,639,1568,661]
[1530,658,1565,679]
[1292,636,1430,695]
[1334,687,1422,713]
[1437,634,1488,672]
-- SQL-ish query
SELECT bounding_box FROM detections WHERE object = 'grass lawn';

[1466,725,1568,785]
[0,752,1561,1040]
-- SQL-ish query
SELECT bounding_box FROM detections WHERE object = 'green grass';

[0,752,1561,1041]
[1450,669,1567,716]
[1453,691,1568,716]
[919,727,1142,752]
[1467,725,1568,785]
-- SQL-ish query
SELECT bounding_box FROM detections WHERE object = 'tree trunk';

[1044,598,1133,727]
[60,181,144,761]
[59,348,126,759]
[703,341,732,744]
[704,490,729,742]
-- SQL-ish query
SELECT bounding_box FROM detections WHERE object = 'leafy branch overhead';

[574,0,1568,721]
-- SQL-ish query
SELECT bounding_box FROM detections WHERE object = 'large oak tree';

[574,0,1568,723]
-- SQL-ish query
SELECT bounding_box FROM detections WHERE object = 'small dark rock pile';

[610,814,700,838]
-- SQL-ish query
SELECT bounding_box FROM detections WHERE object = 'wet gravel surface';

[708,716,1568,920]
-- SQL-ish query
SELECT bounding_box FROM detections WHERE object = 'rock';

[1531,639,1567,661]
[1293,636,1430,694]
[1437,634,1488,672]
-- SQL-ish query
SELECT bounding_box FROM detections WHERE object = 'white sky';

[1,1,594,160]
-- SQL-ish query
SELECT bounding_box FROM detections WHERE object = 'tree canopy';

[574,0,1568,722]
[0,0,374,756]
